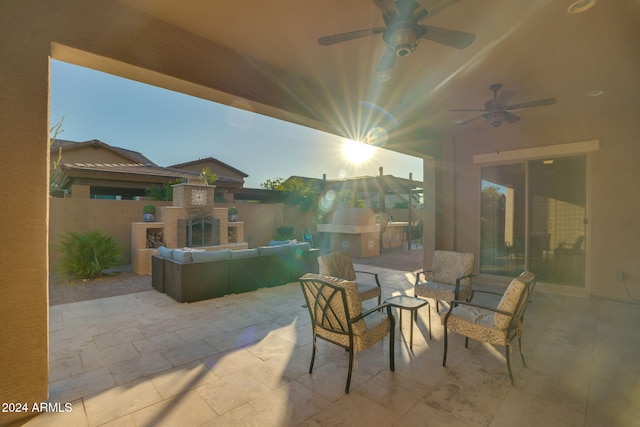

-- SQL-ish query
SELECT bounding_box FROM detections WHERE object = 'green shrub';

[58,230,122,280]
[273,226,294,240]
[143,204,156,214]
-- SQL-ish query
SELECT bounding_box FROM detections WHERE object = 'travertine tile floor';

[26,266,640,426]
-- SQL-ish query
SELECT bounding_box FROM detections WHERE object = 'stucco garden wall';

[49,197,291,269]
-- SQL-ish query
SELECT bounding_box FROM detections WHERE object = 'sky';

[50,60,423,189]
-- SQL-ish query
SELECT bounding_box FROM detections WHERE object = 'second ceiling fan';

[450,84,558,127]
[318,0,475,76]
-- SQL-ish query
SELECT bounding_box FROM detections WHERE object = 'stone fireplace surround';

[132,183,246,275]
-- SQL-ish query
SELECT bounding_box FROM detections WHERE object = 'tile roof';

[51,139,157,166]
[61,162,199,179]
[169,157,248,177]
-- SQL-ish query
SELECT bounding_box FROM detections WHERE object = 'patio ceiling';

[117,0,640,158]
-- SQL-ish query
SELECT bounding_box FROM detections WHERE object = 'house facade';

[51,139,249,200]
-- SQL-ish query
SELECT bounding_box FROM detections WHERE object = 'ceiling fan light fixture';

[567,0,597,14]
[485,113,503,127]
[387,28,419,57]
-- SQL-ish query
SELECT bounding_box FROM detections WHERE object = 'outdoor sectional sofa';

[151,241,319,303]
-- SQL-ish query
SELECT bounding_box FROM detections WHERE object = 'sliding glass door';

[480,156,586,287]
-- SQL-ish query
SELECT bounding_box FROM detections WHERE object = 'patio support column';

[0,2,51,424]
[422,156,436,264]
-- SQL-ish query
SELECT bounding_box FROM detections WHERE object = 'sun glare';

[342,139,374,164]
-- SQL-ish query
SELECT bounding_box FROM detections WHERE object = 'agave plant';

[58,230,122,280]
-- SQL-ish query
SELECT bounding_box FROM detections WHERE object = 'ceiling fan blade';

[505,97,557,110]
[318,28,385,46]
[421,0,460,17]
[502,111,521,123]
[420,25,476,49]
[373,0,400,18]
[377,47,397,73]
[458,114,485,125]
[449,108,486,112]
[413,8,428,21]
[494,89,517,109]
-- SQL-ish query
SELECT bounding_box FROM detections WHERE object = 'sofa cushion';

[290,242,311,253]
[258,245,290,255]
[172,249,192,263]
[230,248,259,258]
[191,249,232,262]
[157,246,174,259]
[268,240,291,246]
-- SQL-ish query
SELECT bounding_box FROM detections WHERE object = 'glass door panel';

[528,156,586,286]
[480,163,526,277]
[480,156,586,287]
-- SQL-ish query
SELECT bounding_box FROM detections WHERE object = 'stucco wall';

[49,198,290,269]
[48,198,173,267]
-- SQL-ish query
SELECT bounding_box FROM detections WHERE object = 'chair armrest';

[355,270,381,287]
[472,289,503,297]
[352,303,392,322]
[414,269,433,285]
[454,273,475,300]
[443,300,514,323]
[467,288,502,302]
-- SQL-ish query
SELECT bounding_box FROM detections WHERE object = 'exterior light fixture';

[567,0,597,14]
[586,90,604,97]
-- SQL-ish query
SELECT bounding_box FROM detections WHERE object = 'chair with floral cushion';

[442,271,537,385]
[318,251,382,305]
[414,250,475,338]
[299,273,395,394]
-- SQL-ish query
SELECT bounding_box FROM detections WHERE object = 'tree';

[260,177,319,211]
[49,117,65,196]
[200,167,218,185]
[260,177,285,190]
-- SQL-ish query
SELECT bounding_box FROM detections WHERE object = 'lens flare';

[342,138,374,164]
[364,126,388,148]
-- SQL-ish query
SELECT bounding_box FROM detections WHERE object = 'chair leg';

[346,347,354,394]
[464,337,469,348]
[389,314,395,372]
[505,344,515,386]
[518,335,526,367]
[442,325,448,366]
[427,303,432,340]
[309,337,316,374]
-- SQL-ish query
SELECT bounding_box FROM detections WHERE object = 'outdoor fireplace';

[132,183,245,275]
[178,215,220,248]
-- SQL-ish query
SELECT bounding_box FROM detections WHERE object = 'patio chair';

[414,250,475,338]
[318,251,382,305]
[299,273,395,393]
[442,271,537,385]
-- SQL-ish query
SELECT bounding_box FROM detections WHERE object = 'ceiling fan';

[450,83,557,127]
[318,0,475,77]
